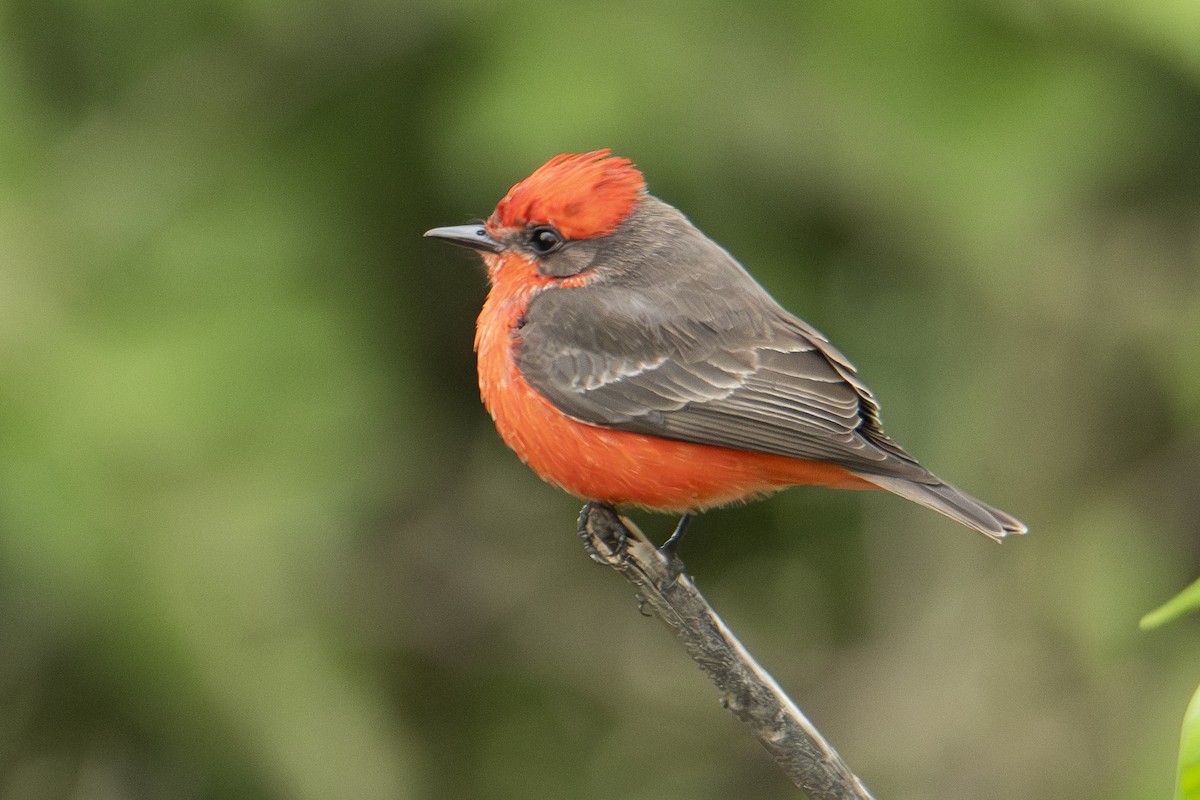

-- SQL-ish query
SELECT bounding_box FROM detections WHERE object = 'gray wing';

[516,281,934,483]
[506,195,1025,538]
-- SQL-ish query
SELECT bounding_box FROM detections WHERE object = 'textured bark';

[578,503,874,800]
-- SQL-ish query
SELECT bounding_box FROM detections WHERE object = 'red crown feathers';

[488,149,647,240]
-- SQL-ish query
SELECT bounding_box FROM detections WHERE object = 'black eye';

[529,226,564,254]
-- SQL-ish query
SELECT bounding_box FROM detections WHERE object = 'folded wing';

[516,278,1025,539]
[517,281,929,481]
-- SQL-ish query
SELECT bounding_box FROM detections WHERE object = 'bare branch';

[578,503,874,800]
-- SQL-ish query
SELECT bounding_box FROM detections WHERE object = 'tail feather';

[854,473,1027,541]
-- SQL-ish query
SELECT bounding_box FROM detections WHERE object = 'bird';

[425,149,1026,544]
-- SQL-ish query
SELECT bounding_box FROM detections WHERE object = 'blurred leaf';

[1140,580,1200,800]
[1180,684,1200,800]
[1142,578,1200,630]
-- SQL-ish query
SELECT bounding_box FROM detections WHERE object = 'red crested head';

[487,149,646,240]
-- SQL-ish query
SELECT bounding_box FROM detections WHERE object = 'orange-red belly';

[492,386,875,512]
[475,280,875,513]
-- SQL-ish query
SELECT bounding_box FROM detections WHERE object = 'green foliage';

[1143,581,1200,800]
[1182,687,1200,800]
[1,0,1200,798]
[1143,579,1200,631]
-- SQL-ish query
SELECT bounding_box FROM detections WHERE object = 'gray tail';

[853,473,1027,541]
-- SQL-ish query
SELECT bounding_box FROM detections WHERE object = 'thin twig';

[578,503,874,800]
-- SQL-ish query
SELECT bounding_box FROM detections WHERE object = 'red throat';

[487,149,646,240]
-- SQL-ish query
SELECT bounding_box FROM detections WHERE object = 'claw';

[577,502,624,564]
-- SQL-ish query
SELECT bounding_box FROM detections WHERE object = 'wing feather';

[517,281,931,482]
[510,194,932,481]
[503,195,1024,537]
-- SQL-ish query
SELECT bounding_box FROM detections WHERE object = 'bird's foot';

[577,502,625,564]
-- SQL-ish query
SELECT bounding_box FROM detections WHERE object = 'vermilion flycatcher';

[426,150,1025,540]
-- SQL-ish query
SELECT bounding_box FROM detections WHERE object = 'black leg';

[659,513,691,579]
[661,513,691,554]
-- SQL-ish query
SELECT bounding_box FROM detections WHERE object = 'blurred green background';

[2,0,1199,798]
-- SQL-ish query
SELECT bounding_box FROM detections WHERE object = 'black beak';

[424,224,503,254]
